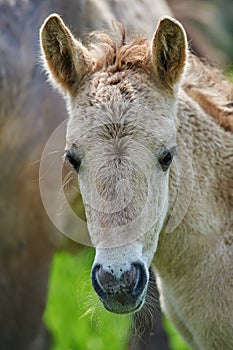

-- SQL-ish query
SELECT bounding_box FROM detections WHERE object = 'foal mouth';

[101,293,146,314]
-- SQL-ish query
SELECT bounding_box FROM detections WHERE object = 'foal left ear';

[151,17,187,91]
[40,14,92,94]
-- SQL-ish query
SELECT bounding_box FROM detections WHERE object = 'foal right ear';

[40,14,92,94]
[151,17,187,92]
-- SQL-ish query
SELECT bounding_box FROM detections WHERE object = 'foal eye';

[158,147,176,172]
[65,150,81,172]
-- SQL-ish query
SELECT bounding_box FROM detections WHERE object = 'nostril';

[92,264,101,279]
[132,262,148,297]
[91,264,108,299]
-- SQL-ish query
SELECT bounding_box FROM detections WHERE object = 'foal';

[40,14,233,349]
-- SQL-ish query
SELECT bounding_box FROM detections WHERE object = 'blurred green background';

[44,250,190,350]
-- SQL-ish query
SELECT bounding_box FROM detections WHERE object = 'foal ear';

[40,14,92,94]
[151,17,187,91]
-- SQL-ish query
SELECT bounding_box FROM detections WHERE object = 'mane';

[88,23,151,73]
[87,24,233,133]
[184,55,233,132]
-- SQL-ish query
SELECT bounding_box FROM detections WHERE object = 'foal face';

[40,14,187,313]
[66,71,177,313]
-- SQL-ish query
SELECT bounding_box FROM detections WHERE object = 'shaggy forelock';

[87,22,151,73]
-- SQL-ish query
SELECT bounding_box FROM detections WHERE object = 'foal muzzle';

[91,262,148,314]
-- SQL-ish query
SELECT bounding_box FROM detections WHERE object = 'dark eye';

[65,149,81,172]
[158,147,176,172]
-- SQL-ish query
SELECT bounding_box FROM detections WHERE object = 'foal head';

[40,15,187,313]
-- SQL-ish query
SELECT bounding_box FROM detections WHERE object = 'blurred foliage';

[44,250,190,350]
[226,69,233,82]
[164,317,190,350]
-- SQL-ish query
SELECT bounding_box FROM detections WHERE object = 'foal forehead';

[82,70,152,106]
[67,71,176,145]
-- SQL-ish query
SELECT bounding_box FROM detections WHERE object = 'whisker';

[60,170,76,192]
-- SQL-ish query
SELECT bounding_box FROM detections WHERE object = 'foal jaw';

[91,262,148,314]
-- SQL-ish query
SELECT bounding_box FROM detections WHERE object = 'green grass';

[44,250,190,350]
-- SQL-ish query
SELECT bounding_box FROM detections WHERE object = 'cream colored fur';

[155,87,233,349]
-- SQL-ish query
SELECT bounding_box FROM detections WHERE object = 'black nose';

[91,262,148,313]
